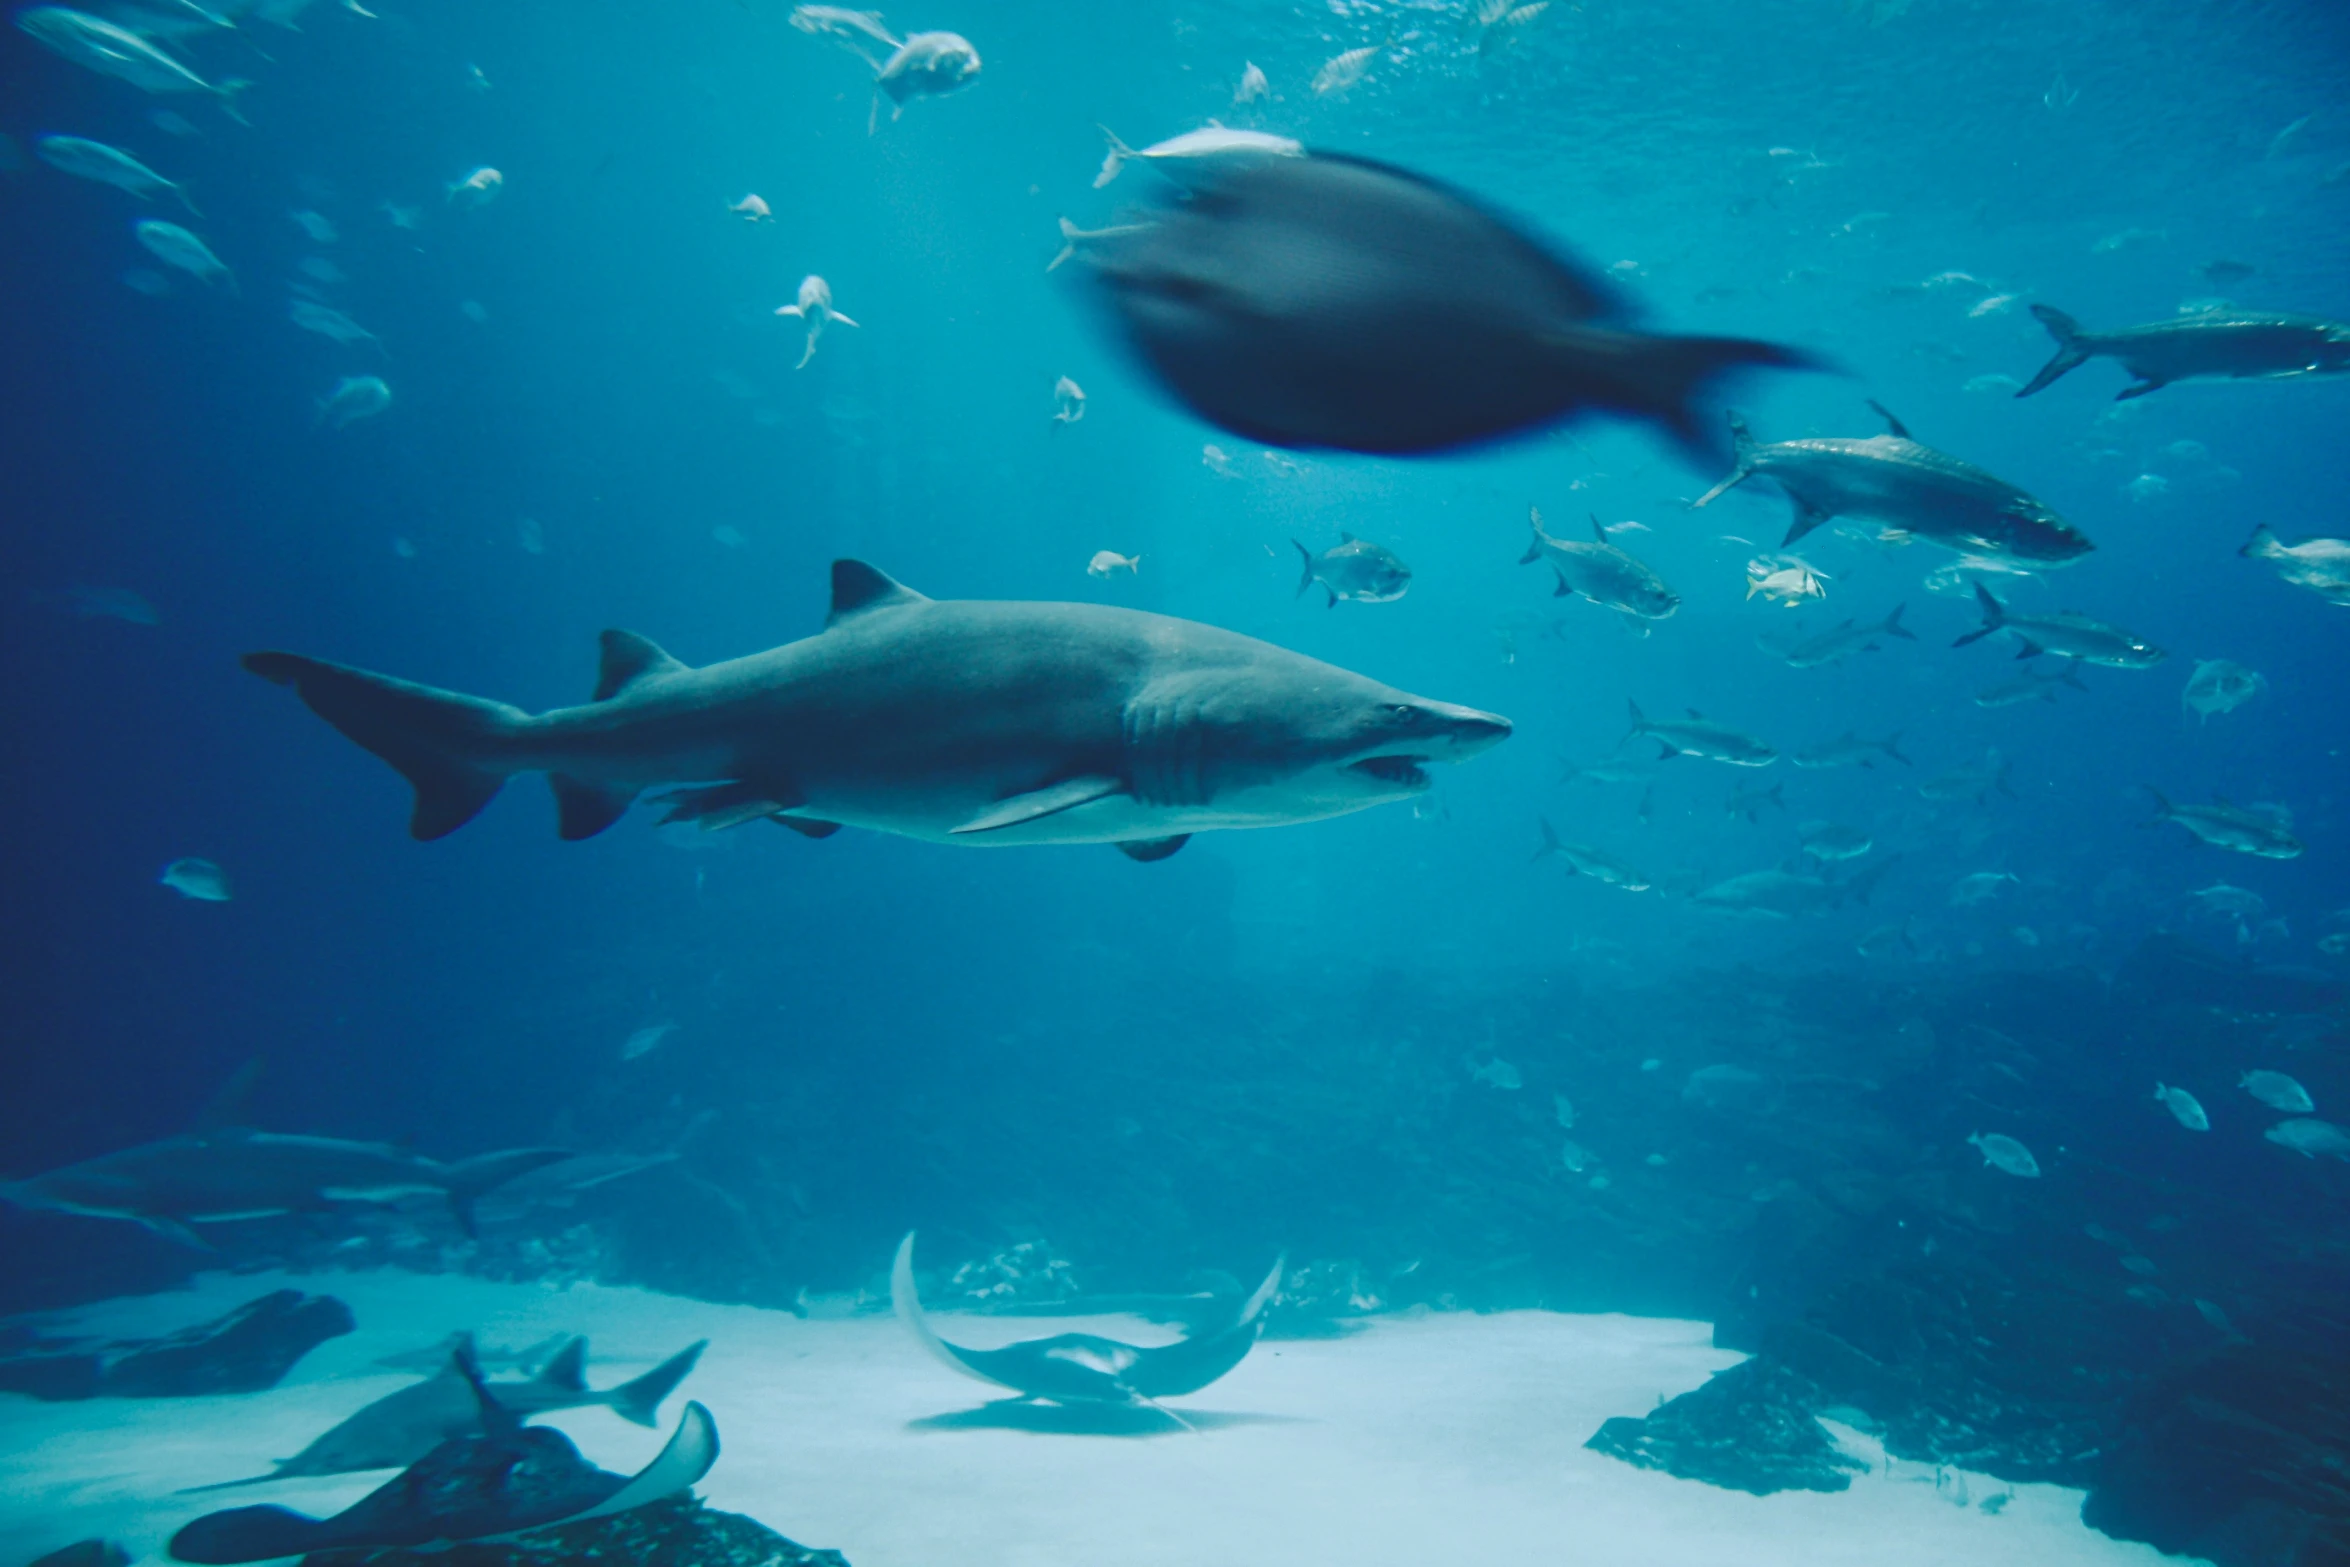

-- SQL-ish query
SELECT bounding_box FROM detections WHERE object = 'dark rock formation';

[23,1543,130,1567]
[0,1290,352,1401]
[1585,1356,1864,1494]
[295,1496,850,1567]
[2080,1342,2350,1567]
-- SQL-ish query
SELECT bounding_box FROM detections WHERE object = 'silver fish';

[1972,658,2087,708]
[2240,525,2350,607]
[1953,583,2164,668]
[2148,790,2302,859]
[289,297,381,350]
[2240,1070,2314,1115]
[1768,604,1914,668]
[1791,732,1909,769]
[17,7,248,115]
[35,133,197,210]
[2180,658,2264,722]
[134,218,232,287]
[1797,822,1872,861]
[1535,818,1651,891]
[1918,749,2011,803]
[2018,304,2350,400]
[1694,401,2090,564]
[2155,1083,2210,1131]
[1521,508,1677,619]
[1095,123,1301,189]
[1626,701,1775,766]
[1294,533,1410,607]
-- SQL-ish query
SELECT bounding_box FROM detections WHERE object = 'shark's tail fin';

[1047,217,1079,272]
[1534,816,1564,861]
[2238,524,2282,560]
[1520,506,1548,564]
[1951,582,2006,647]
[1690,410,1760,508]
[1292,540,1316,598]
[439,1147,573,1237]
[242,653,531,839]
[1882,603,1915,640]
[608,1340,708,1428]
[2017,305,2092,397]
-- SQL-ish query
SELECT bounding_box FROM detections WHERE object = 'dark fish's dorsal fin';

[1589,513,1609,544]
[1866,399,1911,439]
[593,631,687,702]
[1686,708,1705,719]
[192,1057,265,1133]
[1339,530,1356,544]
[827,560,929,627]
[451,1336,525,1439]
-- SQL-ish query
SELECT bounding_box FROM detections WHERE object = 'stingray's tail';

[609,1340,709,1428]
[2017,305,2093,397]
[242,652,534,839]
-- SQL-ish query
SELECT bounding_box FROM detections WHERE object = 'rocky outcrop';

[0,1290,352,1401]
[1585,1356,1863,1494]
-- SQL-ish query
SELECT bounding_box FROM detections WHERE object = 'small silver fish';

[134,218,231,288]
[1966,1131,2039,1177]
[159,856,231,901]
[2155,1083,2209,1131]
[35,134,198,211]
[2240,1070,2314,1115]
[1294,534,1410,607]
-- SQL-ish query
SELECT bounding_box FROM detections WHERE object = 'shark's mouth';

[1351,754,1431,789]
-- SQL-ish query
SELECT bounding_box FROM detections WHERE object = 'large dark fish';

[2017,304,2350,400]
[169,1349,717,1565]
[1082,153,1815,457]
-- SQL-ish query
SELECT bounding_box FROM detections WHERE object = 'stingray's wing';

[891,1231,1027,1393]
[478,1401,720,1542]
[1127,1253,1285,1398]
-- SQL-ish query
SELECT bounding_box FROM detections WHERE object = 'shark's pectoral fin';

[2115,379,2166,401]
[550,775,638,840]
[1116,834,1190,862]
[1782,501,1830,545]
[952,776,1127,835]
[773,817,841,839]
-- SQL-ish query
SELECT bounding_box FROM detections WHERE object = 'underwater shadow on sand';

[906,1402,1309,1437]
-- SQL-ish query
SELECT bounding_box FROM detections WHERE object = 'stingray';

[891,1232,1282,1428]
[168,1348,718,1565]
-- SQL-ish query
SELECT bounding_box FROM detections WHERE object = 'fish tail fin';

[1047,217,1079,272]
[1689,410,1761,508]
[216,78,254,126]
[1293,540,1315,598]
[2238,524,2279,559]
[1882,732,1912,766]
[533,1336,590,1393]
[1616,336,1825,469]
[1951,581,2004,647]
[2144,785,2174,821]
[2017,304,2090,397]
[1624,699,1647,740]
[1520,506,1546,563]
[1882,602,1915,640]
[609,1340,707,1428]
[178,187,204,218]
[1534,816,1563,861]
[2059,658,2088,691]
[241,652,536,839]
[1093,126,1134,188]
[439,1147,572,1236]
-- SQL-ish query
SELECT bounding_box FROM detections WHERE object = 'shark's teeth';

[1352,755,1429,787]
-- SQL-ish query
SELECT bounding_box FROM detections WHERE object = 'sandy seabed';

[0,1268,2190,1567]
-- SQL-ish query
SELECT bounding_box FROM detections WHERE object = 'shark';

[892,1233,1282,1427]
[0,1130,570,1247]
[243,560,1511,862]
[182,1335,707,1490]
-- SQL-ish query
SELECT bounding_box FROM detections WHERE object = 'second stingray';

[892,1233,1282,1419]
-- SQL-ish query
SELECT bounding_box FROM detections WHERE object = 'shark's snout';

[1423,703,1513,760]
[1347,702,1512,789]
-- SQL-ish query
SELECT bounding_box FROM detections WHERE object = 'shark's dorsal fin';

[534,1336,590,1393]
[828,560,929,627]
[1866,399,1911,439]
[451,1337,525,1439]
[593,630,687,702]
[1589,513,1608,544]
[192,1057,265,1133]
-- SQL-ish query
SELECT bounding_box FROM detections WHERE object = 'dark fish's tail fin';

[2238,524,2281,559]
[1292,540,1316,598]
[1881,732,1912,766]
[2144,785,2175,822]
[439,1147,573,1238]
[242,652,531,839]
[533,1336,590,1393]
[1534,816,1564,861]
[1690,409,1761,509]
[1520,507,1547,564]
[2017,305,2092,397]
[1624,699,1648,740]
[1620,335,1824,472]
[1951,582,2006,647]
[609,1340,707,1428]
[1882,603,1916,640]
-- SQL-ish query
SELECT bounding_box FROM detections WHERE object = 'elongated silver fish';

[1626,701,1775,766]
[2018,304,2350,400]
[1953,582,2163,668]
[1534,818,1651,891]
[1694,401,2090,563]
[1768,604,1914,668]
[35,133,198,211]
[1520,508,1676,619]
[1791,731,1909,769]
[17,7,249,117]
[2240,524,2350,607]
[2147,790,2302,859]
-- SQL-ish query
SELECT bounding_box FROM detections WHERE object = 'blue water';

[1,0,2345,1327]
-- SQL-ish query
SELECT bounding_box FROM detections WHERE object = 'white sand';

[0,1269,2188,1566]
